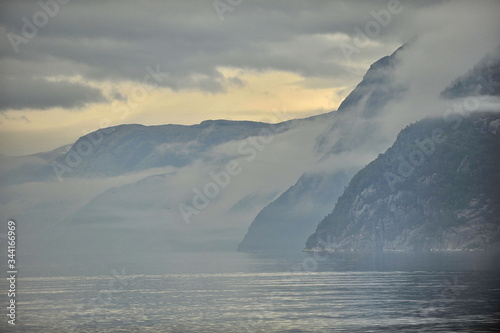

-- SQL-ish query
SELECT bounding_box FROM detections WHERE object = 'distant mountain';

[238,44,407,252]
[4,41,499,256]
[1,120,299,185]
[51,120,284,178]
[305,112,500,252]
[237,171,352,251]
[0,144,71,185]
[2,113,334,255]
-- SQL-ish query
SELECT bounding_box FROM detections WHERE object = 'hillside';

[0,113,333,255]
[238,44,407,251]
[239,42,500,252]
[305,112,500,252]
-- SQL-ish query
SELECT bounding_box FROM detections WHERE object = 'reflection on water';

[1,252,499,332]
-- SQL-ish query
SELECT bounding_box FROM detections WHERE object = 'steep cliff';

[238,44,405,251]
[305,112,500,252]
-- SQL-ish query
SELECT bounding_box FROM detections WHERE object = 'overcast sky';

[0,0,498,155]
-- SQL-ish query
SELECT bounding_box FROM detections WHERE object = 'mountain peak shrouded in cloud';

[238,43,407,252]
[4,35,498,256]
[0,1,500,255]
[2,3,500,331]
[441,50,500,99]
[238,27,500,252]
[335,41,409,114]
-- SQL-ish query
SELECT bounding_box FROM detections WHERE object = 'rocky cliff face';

[305,113,500,252]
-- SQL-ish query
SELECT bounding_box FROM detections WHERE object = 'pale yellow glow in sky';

[0,68,350,156]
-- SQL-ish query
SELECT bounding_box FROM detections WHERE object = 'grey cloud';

[111,90,127,102]
[0,77,107,110]
[0,0,437,98]
[0,0,496,108]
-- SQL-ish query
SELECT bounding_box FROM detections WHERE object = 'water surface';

[1,251,499,332]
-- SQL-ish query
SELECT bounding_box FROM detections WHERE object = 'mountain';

[52,120,287,178]
[0,144,71,186]
[0,113,334,255]
[237,171,352,251]
[2,118,326,185]
[441,52,500,99]
[238,44,407,252]
[238,41,500,253]
[4,41,499,256]
[305,112,500,252]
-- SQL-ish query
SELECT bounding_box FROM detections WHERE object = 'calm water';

[1,251,500,332]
